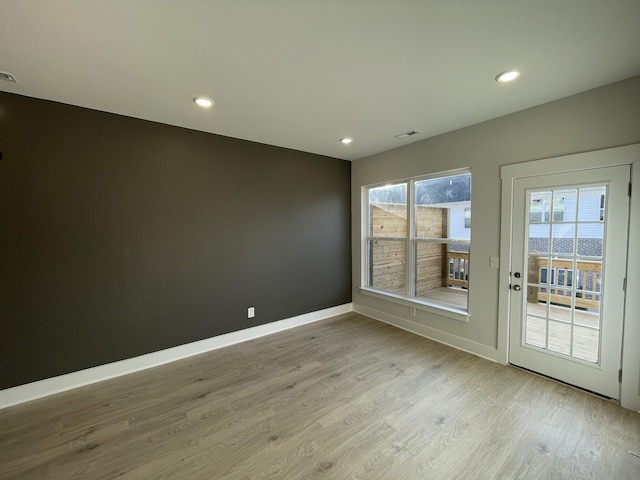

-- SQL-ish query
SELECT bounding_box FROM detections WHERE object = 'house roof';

[0,1,639,161]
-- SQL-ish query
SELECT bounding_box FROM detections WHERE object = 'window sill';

[359,287,470,323]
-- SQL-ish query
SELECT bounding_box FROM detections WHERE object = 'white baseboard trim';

[0,303,353,410]
[354,304,500,363]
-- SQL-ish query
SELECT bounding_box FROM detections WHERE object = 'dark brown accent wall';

[0,92,351,390]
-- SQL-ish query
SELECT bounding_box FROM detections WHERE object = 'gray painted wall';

[352,75,640,352]
[0,92,351,390]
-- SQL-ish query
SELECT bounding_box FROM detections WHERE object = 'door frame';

[497,144,640,411]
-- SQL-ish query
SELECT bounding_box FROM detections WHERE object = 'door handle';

[513,285,522,291]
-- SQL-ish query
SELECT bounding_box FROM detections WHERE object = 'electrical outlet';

[410,307,416,317]
[489,256,500,269]
[248,307,255,318]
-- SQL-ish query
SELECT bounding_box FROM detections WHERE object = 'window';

[529,195,564,223]
[364,171,471,312]
[464,207,471,229]
[540,267,573,287]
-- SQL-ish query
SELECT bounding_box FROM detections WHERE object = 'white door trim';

[497,143,640,411]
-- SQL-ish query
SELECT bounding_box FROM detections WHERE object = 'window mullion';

[363,186,371,289]
[407,180,415,298]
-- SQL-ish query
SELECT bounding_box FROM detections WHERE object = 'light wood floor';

[1,313,638,480]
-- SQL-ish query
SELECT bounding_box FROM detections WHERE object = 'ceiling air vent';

[394,129,420,139]
[0,71,17,83]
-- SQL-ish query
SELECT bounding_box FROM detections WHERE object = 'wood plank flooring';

[0,313,638,480]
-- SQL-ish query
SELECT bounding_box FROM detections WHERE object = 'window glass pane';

[415,206,447,238]
[554,189,577,222]
[414,242,468,310]
[551,196,565,222]
[577,223,603,257]
[369,184,407,237]
[577,186,606,222]
[548,321,571,356]
[572,326,599,363]
[415,173,471,240]
[368,239,405,294]
[449,243,469,254]
[528,190,566,223]
[529,223,549,255]
[551,223,575,255]
[525,314,547,349]
[529,191,551,223]
[414,242,443,295]
[576,263,601,295]
[415,173,471,205]
[547,288,573,317]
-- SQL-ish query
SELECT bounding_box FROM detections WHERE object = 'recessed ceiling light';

[340,137,353,144]
[495,70,521,83]
[193,96,214,108]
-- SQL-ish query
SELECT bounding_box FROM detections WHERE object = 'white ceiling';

[1,1,639,161]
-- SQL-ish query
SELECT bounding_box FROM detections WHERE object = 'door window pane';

[554,189,577,222]
[524,186,606,365]
[572,326,599,363]
[529,191,552,223]
[548,321,571,356]
[525,313,547,349]
[578,186,606,221]
[577,224,603,257]
[551,224,575,255]
[529,223,550,255]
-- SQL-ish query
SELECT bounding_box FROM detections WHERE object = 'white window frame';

[360,169,471,322]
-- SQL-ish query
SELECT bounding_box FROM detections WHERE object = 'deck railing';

[528,255,601,310]
[447,251,469,288]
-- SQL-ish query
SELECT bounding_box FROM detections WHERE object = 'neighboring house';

[529,186,605,257]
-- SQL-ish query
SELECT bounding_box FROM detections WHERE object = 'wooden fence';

[369,204,470,295]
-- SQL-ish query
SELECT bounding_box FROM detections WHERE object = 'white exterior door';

[508,165,630,399]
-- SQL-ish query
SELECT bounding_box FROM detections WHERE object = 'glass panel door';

[509,166,629,400]
[525,186,604,364]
